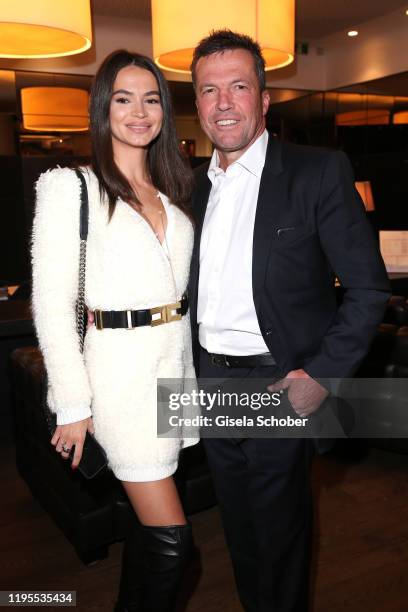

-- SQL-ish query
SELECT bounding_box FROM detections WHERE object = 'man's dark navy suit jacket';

[189,134,391,387]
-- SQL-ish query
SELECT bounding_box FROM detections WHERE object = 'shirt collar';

[208,129,269,183]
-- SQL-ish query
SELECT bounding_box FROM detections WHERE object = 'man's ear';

[262,89,270,117]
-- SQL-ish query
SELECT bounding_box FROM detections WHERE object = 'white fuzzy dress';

[31,167,198,481]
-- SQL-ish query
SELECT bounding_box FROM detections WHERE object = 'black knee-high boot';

[140,523,193,612]
[114,522,193,612]
[114,517,143,612]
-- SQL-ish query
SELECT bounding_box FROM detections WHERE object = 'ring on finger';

[62,444,71,453]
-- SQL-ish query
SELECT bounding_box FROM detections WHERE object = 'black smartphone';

[69,432,108,479]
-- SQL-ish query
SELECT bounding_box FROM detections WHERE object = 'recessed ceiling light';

[348,30,359,37]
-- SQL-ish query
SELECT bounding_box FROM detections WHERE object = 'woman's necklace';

[132,188,177,299]
[130,189,167,243]
[155,207,164,240]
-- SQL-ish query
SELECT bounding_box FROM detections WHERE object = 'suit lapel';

[252,136,285,314]
[190,164,212,329]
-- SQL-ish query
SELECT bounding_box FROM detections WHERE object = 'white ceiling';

[92,0,408,39]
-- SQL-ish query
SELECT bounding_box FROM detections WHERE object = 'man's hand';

[51,417,95,469]
[268,369,328,417]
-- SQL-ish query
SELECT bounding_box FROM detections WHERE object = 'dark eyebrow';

[112,89,133,96]
[111,89,161,97]
[199,79,249,90]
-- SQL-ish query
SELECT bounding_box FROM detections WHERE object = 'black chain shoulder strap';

[42,168,89,435]
[73,169,89,354]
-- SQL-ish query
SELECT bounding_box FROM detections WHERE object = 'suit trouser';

[199,348,314,612]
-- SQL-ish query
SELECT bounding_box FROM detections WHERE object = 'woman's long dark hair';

[90,50,193,220]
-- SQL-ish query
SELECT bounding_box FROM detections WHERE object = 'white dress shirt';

[198,129,270,356]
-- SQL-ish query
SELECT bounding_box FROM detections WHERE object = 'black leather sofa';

[357,295,408,377]
[351,295,408,451]
[10,346,216,564]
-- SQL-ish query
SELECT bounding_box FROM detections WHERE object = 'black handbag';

[42,168,108,479]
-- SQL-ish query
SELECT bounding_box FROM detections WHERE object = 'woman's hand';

[51,417,95,469]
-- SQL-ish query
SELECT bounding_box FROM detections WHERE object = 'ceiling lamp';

[336,110,390,126]
[393,111,408,124]
[151,0,295,74]
[21,88,89,132]
[0,0,92,58]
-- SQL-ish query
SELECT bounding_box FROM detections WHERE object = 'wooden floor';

[1,441,408,611]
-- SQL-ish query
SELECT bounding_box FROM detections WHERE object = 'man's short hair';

[191,29,266,91]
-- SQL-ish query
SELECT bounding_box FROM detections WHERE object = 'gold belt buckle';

[166,301,182,323]
[94,309,103,330]
[150,301,182,326]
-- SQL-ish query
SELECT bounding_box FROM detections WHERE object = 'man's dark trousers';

[199,348,314,612]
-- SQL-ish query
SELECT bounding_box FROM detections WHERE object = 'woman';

[31,50,198,612]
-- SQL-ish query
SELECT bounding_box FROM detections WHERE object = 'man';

[189,30,390,611]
